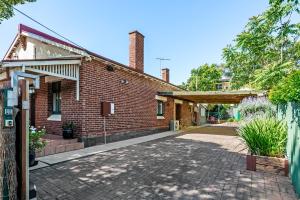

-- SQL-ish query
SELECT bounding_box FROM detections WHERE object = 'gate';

[278,103,300,197]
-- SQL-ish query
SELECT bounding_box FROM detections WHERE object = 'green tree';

[185,64,222,91]
[177,82,188,90]
[0,0,36,23]
[223,0,300,90]
[269,70,300,104]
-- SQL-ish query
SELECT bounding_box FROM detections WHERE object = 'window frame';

[52,82,61,114]
[157,100,165,116]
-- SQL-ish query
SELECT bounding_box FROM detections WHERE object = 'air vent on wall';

[106,65,115,72]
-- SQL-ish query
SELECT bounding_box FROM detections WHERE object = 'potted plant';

[29,126,47,167]
[238,117,288,176]
[62,122,75,139]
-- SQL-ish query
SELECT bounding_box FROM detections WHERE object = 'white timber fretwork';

[26,64,79,81]
[1,59,81,100]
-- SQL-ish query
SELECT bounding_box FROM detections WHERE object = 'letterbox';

[101,102,115,116]
[3,89,15,128]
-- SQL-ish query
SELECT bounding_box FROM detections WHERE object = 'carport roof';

[158,90,266,104]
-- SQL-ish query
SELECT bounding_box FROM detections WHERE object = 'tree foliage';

[184,64,222,91]
[223,0,300,90]
[0,0,36,23]
[269,70,300,104]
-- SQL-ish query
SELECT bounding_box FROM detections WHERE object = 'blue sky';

[0,0,269,84]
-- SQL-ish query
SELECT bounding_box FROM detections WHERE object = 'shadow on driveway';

[30,132,297,200]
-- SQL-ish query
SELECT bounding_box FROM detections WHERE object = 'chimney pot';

[161,68,170,83]
[129,30,144,72]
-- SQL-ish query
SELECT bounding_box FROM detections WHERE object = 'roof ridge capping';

[18,23,85,51]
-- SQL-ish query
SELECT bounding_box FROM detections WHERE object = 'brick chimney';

[129,31,144,72]
[161,68,170,83]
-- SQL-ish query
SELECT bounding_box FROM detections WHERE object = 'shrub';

[269,70,300,104]
[227,118,236,122]
[238,97,276,120]
[62,121,75,130]
[238,117,287,157]
[29,126,47,152]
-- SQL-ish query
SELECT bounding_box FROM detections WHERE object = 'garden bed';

[246,154,288,176]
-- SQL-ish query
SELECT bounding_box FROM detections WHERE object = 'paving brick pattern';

[30,132,298,200]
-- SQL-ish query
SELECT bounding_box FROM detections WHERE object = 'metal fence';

[278,102,300,197]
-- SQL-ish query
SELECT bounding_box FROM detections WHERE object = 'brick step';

[36,141,84,157]
[44,138,79,146]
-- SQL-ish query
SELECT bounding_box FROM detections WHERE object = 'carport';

[158,90,266,104]
[158,90,266,125]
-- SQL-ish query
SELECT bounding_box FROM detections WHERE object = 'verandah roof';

[158,91,266,104]
[1,58,81,100]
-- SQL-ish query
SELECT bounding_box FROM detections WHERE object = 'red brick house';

[1,24,198,146]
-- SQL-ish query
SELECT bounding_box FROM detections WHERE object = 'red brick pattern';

[161,68,170,83]
[36,135,84,157]
[33,58,197,140]
[34,77,62,134]
[129,31,144,72]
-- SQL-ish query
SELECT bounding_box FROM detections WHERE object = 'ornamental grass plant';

[238,117,287,158]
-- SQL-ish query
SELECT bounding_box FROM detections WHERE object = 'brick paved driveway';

[31,128,298,200]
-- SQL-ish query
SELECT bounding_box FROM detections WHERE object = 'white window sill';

[47,114,61,121]
[155,95,167,102]
[157,116,165,120]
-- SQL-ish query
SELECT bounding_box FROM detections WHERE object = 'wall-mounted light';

[29,86,35,94]
[120,79,129,85]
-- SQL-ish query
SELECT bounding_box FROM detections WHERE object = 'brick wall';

[34,78,82,136]
[79,59,176,137]
[33,58,197,141]
[180,102,195,128]
[34,77,62,134]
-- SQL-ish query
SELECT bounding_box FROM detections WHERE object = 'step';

[55,143,84,154]
[36,141,84,157]
[44,138,79,146]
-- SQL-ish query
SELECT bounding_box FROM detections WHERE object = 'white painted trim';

[47,114,61,121]
[76,67,80,101]
[4,34,20,59]
[155,95,167,102]
[22,32,90,57]
[2,59,81,67]
[25,68,77,80]
[5,61,80,100]
[174,99,183,104]
[156,116,165,120]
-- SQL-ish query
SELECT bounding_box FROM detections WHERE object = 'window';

[52,82,61,114]
[157,100,165,116]
[216,83,223,91]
